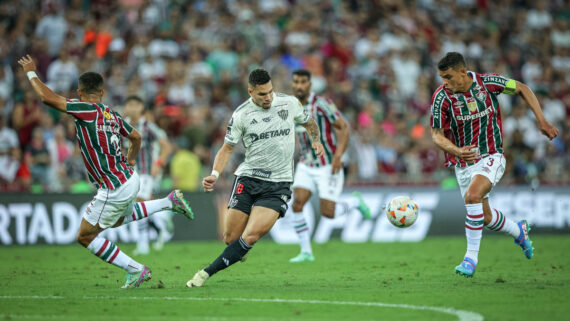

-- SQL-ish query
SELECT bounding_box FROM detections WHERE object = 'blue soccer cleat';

[514,220,533,259]
[455,257,477,278]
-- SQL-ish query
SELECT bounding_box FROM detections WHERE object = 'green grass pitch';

[1,235,569,321]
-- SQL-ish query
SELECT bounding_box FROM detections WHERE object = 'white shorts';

[83,172,140,229]
[455,153,506,199]
[292,162,344,202]
[137,174,154,200]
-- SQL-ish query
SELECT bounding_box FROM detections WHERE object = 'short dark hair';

[248,68,271,87]
[292,69,311,80]
[78,72,104,94]
[437,52,466,71]
[125,95,144,105]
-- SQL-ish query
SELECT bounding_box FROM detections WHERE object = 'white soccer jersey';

[224,93,311,182]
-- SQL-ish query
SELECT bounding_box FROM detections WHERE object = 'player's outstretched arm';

[301,118,325,157]
[331,117,349,173]
[126,129,141,167]
[18,55,66,112]
[514,81,559,140]
[431,128,478,162]
[203,143,235,192]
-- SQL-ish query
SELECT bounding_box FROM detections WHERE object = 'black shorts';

[227,176,292,217]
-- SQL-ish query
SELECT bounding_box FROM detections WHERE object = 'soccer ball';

[386,196,419,228]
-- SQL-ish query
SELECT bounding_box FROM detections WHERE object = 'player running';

[186,69,324,287]
[287,69,371,263]
[430,52,558,277]
[18,55,194,288]
[123,95,176,255]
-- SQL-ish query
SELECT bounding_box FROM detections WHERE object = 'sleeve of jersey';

[430,90,450,129]
[293,98,311,124]
[65,101,97,121]
[224,114,243,146]
[115,112,134,137]
[481,74,517,95]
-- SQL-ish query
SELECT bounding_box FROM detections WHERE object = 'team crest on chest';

[278,109,288,120]
[104,111,111,119]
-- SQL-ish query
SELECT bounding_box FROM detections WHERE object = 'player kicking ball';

[430,52,558,277]
[287,69,371,263]
[186,69,324,287]
[18,55,194,288]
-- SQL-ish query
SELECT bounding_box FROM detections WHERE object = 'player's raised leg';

[187,207,280,287]
[120,190,193,226]
[483,200,533,259]
[289,188,315,262]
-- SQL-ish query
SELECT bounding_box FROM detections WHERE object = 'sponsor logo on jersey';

[278,110,288,120]
[104,111,111,119]
[250,119,258,124]
[456,106,493,121]
[263,117,271,122]
[96,124,120,134]
[252,168,272,178]
[249,128,291,143]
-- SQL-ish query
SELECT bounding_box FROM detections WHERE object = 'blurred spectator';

[12,91,42,148]
[25,127,51,187]
[0,114,20,190]
[34,2,68,57]
[46,49,79,93]
[0,0,568,191]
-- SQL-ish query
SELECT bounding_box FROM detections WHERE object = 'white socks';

[485,208,521,239]
[334,197,360,216]
[87,235,143,273]
[291,211,312,254]
[464,203,484,264]
[122,198,172,225]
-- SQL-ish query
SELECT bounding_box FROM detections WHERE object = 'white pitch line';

[0,295,484,321]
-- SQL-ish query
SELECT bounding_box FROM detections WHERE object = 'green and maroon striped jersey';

[430,71,517,167]
[131,117,166,175]
[295,93,342,167]
[66,100,135,189]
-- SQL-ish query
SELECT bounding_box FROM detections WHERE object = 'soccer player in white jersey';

[124,95,176,255]
[18,55,193,289]
[430,52,558,277]
[287,69,371,263]
[186,69,324,287]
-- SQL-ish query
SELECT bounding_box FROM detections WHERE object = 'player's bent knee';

[76,232,92,247]
[464,191,484,204]
[223,232,239,245]
[292,199,306,213]
[242,233,261,246]
[321,210,334,218]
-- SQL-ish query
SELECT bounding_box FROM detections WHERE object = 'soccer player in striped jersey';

[18,55,193,288]
[124,95,174,256]
[430,52,559,277]
[287,69,371,263]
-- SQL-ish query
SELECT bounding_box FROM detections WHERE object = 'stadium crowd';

[0,0,569,193]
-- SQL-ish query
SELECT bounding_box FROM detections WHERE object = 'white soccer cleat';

[186,269,209,288]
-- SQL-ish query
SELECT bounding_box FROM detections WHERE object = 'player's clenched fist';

[312,142,325,158]
[202,175,217,192]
